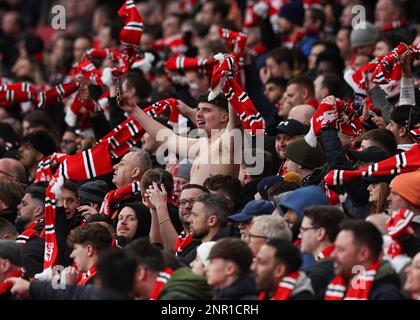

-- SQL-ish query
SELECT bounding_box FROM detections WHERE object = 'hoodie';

[280,185,329,222]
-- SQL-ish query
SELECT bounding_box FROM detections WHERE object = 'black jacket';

[213,271,258,300]
[305,259,335,299]
[238,178,263,210]
[368,261,405,300]
[29,281,131,300]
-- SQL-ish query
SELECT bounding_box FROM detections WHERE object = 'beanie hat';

[278,2,305,27]
[78,180,108,205]
[390,171,420,208]
[350,22,379,48]
[173,159,193,180]
[196,241,217,267]
[22,131,56,157]
[286,137,325,170]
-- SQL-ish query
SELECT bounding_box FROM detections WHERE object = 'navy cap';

[257,175,284,200]
[267,119,310,137]
[229,200,275,222]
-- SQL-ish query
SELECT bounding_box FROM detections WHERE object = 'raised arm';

[120,98,200,159]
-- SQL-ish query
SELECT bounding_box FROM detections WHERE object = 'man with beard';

[15,186,45,278]
[147,183,209,264]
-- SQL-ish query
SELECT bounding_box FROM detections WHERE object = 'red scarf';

[153,34,187,54]
[306,97,318,108]
[118,0,144,51]
[150,268,173,300]
[35,153,68,183]
[316,245,335,261]
[324,144,420,187]
[37,82,80,108]
[100,181,141,217]
[16,219,44,246]
[258,271,301,300]
[218,27,247,53]
[386,208,415,258]
[0,269,23,295]
[305,96,362,147]
[77,264,97,286]
[174,230,193,255]
[164,56,215,77]
[382,19,407,32]
[209,53,265,136]
[324,261,381,300]
[283,29,306,49]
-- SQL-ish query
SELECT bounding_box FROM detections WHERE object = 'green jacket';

[158,267,213,300]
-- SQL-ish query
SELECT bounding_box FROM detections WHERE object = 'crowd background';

[0,0,419,301]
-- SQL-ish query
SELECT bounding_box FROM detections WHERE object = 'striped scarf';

[35,153,68,183]
[16,219,44,246]
[77,264,97,286]
[208,53,265,136]
[150,268,173,300]
[118,0,144,51]
[316,245,335,261]
[164,55,215,77]
[174,230,193,255]
[324,261,380,300]
[258,271,301,300]
[100,181,141,217]
[386,208,415,258]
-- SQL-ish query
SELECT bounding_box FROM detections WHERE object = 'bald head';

[0,158,27,183]
[288,104,316,125]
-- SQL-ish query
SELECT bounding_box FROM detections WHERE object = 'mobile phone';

[116,77,124,107]
[156,172,164,188]
[353,93,366,115]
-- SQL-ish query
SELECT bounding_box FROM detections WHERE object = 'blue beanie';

[278,2,305,27]
[279,185,328,222]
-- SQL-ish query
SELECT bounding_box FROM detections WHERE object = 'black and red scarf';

[77,264,97,286]
[174,230,193,255]
[258,271,301,300]
[16,219,44,246]
[316,245,335,261]
[149,268,173,300]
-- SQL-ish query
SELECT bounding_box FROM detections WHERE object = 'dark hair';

[0,217,18,239]
[316,50,345,75]
[267,181,300,201]
[308,7,325,30]
[86,214,113,226]
[266,238,302,274]
[141,168,174,197]
[391,105,419,129]
[126,71,152,101]
[197,92,229,113]
[339,220,383,261]
[194,192,230,227]
[267,48,294,70]
[203,175,242,210]
[181,183,210,193]
[361,128,398,155]
[207,0,230,20]
[96,250,136,295]
[208,238,254,276]
[25,185,46,204]
[62,179,78,196]
[23,110,60,139]
[0,240,22,267]
[242,149,274,179]
[320,73,345,99]
[266,77,288,89]
[21,131,57,157]
[303,206,347,243]
[287,76,315,97]
[68,223,113,254]
[124,238,164,272]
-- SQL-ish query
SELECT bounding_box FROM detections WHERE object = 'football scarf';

[0,269,23,295]
[164,55,215,77]
[35,153,69,183]
[305,95,362,148]
[37,82,80,108]
[16,219,44,246]
[153,34,188,54]
[324,261,381,300]
[118,0,144,51]
[317,245,335,261]
[258,271,301,300]
[208,53,265,135]
[99,181,142,217]
[174,230,193,255]
[149,268,174,300]
[386,208,415,258]
[77,264,97,286]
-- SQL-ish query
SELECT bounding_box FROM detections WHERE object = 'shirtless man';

[120,92,242,185]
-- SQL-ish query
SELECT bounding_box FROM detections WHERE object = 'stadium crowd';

[0,0,420,300]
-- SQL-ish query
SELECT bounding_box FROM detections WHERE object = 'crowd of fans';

[0,0,420,301]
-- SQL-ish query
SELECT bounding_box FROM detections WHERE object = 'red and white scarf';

[218,28,248,53]
[16,219,44,246]
[382,19,407,32]
[37,82,80,108]
[118,0,144,51]
[305,95,362,148]
[35,153,68,183]
[317,245,335,261]
[0,269,23,295]
[149,268,173,300]
[324,144,420,186]
[208,53,265,136]
[77,264,97,286]
[258,271,301,300]
[164,55,215,77]
[386,208,415,258]
[174,230,193,255]
[324,261,381,300]
[99,181,141,217]
[153,34,187,55]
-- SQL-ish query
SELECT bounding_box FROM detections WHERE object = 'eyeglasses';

[299,226,319,233]
[179,198,196,207]
[247,233,270,241]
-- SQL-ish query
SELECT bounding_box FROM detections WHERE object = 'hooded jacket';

[158,267,213,300]
[213,271,258,300]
